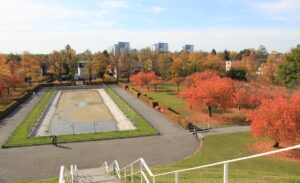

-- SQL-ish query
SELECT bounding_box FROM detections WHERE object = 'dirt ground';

[52,90,113,123]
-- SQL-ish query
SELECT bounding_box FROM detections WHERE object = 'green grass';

[146,83,186,114]
[3,87,158,148]
[136,132,300,183]
[9,178,58,183]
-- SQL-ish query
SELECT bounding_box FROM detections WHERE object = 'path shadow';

[55,144,72,149]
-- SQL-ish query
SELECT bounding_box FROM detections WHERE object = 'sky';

[0,0,299,53]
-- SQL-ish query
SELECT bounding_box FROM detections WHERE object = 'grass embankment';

[3,87,158,148]
[131,132,300,183]
[17,132,300,183]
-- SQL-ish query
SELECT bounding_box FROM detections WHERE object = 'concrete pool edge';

[35,88,135,136]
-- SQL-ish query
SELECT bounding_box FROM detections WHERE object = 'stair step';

[76,167,120,183]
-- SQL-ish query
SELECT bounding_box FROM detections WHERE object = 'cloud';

[254,0,300,21]
[0,0,130,32]
[152,6,165,14]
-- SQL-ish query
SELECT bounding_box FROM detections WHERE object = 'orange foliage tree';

[0,79,6,97]
[184,70,217,88]
[180,71,235,117]
[20,54,41,83]
[233,81,249,110]
[130,71,160,91]
[248,95,300,148]
[8,74,24,90]
[172,77,185,92]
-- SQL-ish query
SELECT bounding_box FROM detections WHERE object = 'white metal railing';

[58,164,77,183]
[153,144,300,183]
[102,144,300,183]
[106,160,121,178]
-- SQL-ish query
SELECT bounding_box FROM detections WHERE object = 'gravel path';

[0,86,199,182]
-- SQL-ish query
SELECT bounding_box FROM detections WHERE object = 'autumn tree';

[62,45,77,83]
[20,53,41,85]
[94,51,108,79]
[130,71,159,91]
[157,53,173,80]
[233,81,249,110]
[184,70,218,88]
[0,79,6,97]
[180,71,235,117]
[8,74,24,90]
[81,49,95,83]
[6,54,21,74]
[248,95,300,148]
[138,48,152,71]
[0,55,10,76]
[49,51,64,84]
[291,89,300,125]
[172,77,185,92]
[187,52,206,74]
[202,53,225,74]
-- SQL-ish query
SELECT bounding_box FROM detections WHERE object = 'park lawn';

[3,87,158,148]
[129,132,300,183]
[135,82,249,128]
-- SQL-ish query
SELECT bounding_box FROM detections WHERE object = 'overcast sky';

[0,0,299,53]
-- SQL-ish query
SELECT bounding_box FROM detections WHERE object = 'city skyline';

[0,0,300,53]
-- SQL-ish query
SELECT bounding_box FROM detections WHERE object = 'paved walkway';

[202,126,250,136]
[0,86,199,181]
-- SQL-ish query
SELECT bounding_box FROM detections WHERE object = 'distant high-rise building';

[182,44,194,52]
[111,42,130,56]
[152,43,168,52]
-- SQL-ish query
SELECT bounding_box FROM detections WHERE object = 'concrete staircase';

[76,167,120,183]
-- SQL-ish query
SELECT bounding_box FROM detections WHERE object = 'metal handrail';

[107,160,121,178]
[117,158,154,183]
[59,166,64,183]
[154,144,300,177]
[101,161,109,174]
[102,144,300,183]
[59,165,77,183]
[120,158,154,177]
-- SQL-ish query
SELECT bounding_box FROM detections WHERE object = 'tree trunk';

[208,105,212,117]
[238,104,241,110]
[177,84,180,92]
[7,87,10,94]
[273,141,280,148]
[154,84,157,92]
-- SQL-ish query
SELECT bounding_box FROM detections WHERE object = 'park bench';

[188,123,213,133]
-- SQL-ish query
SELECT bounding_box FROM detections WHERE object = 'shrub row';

[0,84,42,120]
